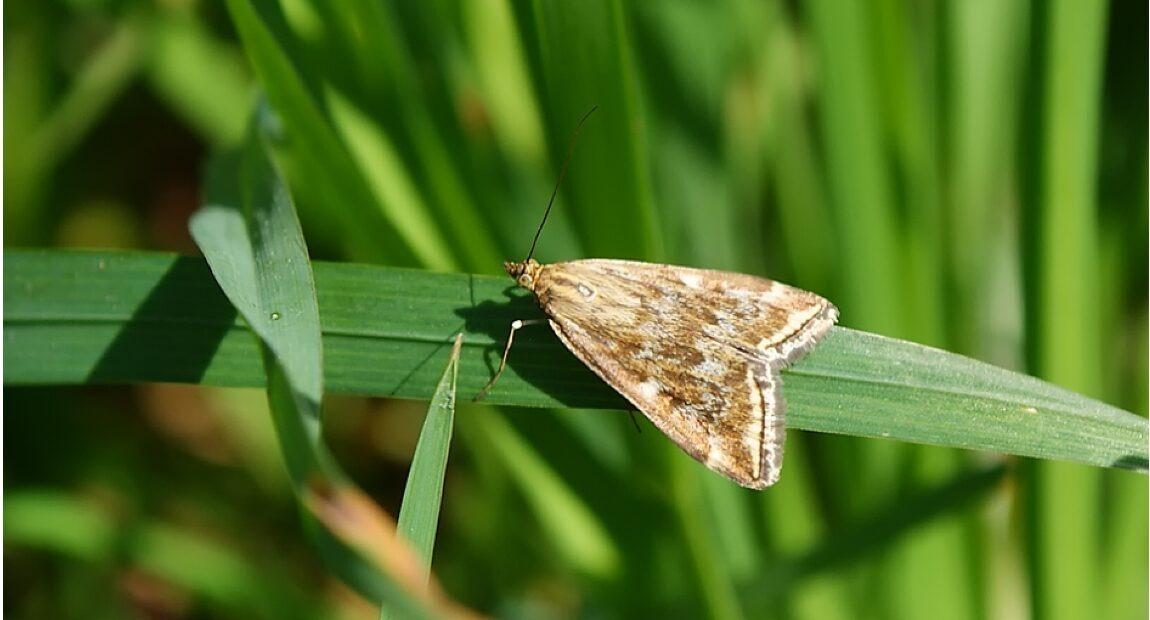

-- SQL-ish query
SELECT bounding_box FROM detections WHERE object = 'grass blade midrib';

[6,303,1138,431]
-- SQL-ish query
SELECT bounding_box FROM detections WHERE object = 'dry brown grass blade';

[304,477,484,619]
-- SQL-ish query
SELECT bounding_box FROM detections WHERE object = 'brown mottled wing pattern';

[532,259,838,489]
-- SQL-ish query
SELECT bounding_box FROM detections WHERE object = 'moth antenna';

[524,105,598,263]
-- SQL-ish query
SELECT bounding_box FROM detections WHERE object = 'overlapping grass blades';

[188,126,448,618]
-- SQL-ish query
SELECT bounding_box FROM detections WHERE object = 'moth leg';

[626,410,642,434]
[474,319,546,401]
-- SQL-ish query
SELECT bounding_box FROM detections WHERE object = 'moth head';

[504,259,540,290]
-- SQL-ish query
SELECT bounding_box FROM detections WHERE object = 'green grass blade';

[145,11,252,146]
[6,10,145,246]
[5,490,326,620]
[189,131,432,618]
[759,441,853,620]
[24,12,146,186]
[7,2,1143,617]
[191,135,330,485]
[746,463,1010,618]
[759,10,835,293]
[805,0,902,337]
[5,250,1146,474]
[223,0,418,266]
[396,334,462,581]
[786,464,1007,580]
[322,87,459,271]
[947,0,1029,356]
[470,409,621,579]
[671,458,745,620]
[803,9,908,591]
[1028,2,1111,619]
[519,0,663,261]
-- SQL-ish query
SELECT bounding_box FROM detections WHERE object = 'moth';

[477,109,838,489]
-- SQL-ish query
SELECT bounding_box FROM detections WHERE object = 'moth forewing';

[523,259,838,489]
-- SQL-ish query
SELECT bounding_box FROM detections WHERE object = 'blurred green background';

[5,1,1146,618]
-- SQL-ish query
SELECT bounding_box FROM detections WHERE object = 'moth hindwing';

[501,258,837,489]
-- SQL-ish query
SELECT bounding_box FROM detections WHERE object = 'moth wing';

[535,259,837,488]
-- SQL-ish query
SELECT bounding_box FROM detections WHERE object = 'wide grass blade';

[6,250,1146,474]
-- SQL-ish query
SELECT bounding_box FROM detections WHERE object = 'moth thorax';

[505,259,541,291]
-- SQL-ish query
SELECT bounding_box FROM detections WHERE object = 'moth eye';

[517,274,532,288]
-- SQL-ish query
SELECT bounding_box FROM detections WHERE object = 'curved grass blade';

[191,130,331,485]
[188,129,437,618]
[4,250,1147,473]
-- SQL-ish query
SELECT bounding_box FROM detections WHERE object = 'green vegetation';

[5,1,1146,619]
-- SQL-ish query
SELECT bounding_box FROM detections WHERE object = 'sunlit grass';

[4,1,1145,618]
